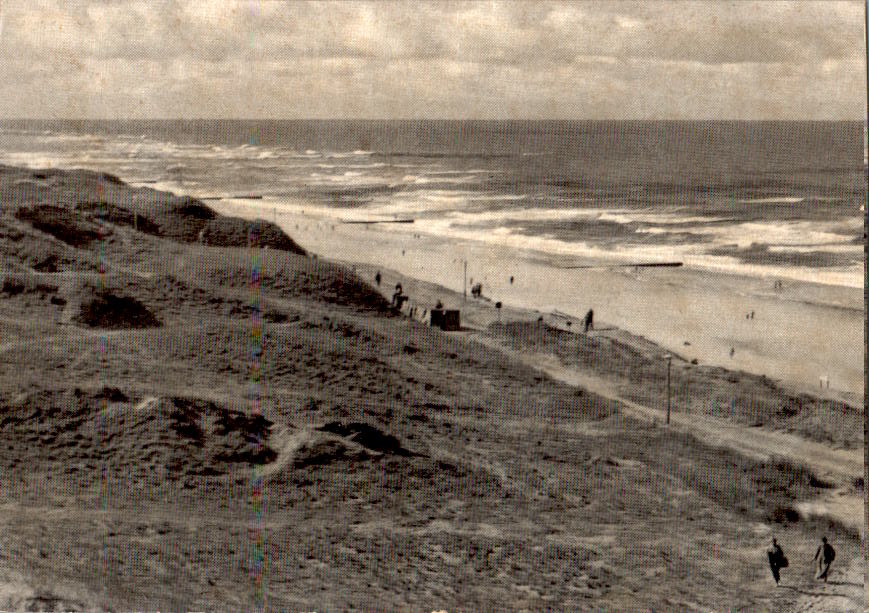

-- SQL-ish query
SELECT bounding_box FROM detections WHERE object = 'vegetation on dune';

[0,164,861,611]
[2,165,307,256]
[200,216,306,254]
[14,205,108,247]
[489,320,863,448]
[69,287,162,329]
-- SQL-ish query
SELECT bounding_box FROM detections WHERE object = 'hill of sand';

[0,165,863,611]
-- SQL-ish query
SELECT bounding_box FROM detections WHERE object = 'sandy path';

[788,556,866,612]
[357,259,864,536]
[471,336,865,537]
[252,427,310,479]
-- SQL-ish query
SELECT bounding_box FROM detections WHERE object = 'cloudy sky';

[0,0,865,119]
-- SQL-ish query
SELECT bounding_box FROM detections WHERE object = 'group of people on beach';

[767,536,836,586]
[379,269,601,336]
[382,274,432,323]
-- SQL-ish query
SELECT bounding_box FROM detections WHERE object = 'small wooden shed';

[430,309,460,331]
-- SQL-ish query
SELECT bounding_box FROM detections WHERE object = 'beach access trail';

[371,265,866,608]
[475,339,863,531]
[362,263,864,533]
[484,340,862,480]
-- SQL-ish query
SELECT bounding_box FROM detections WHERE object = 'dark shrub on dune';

[72,289,161,329]
[146,195,217,242]
[14,205,107,247]
[76,200,162,235]
[318,421,410,456]
[200,216,306,254]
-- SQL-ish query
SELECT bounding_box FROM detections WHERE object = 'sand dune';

[0,165,863,611]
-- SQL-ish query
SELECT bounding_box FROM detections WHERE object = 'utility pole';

[463,259,467,303]
[665,354,672,425]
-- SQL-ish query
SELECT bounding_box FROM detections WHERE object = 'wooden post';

[666,356,672,425]
[463,260,467,303]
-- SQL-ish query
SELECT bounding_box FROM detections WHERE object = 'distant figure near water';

[583,309,594,333]
[766,538,787,586]
[375,271,381,287]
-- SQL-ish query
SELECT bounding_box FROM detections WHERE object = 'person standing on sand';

[767,538,787,585]
[375,271,381,287]
[583,309,594,333]
[813,536,835,582]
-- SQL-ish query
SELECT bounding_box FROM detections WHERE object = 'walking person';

[813,536,835,582]
[583,309,594,333]
[766,538,787,586]
[375,271,381,287]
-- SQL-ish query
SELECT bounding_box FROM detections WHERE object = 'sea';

[1,120,866,394]
[0,120,865,288]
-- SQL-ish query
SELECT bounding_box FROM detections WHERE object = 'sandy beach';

[209,197,865,400]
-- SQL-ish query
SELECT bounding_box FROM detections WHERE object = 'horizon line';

[1,117,865,123]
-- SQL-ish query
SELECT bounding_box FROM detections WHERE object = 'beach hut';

[430,309,461,331]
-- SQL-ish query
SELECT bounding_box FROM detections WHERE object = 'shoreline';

[207,197,865,398]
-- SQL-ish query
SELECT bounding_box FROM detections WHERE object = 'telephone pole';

[463,259,467,302]
[665,354,672,425]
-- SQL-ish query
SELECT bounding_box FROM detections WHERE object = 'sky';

[0,0,866,120]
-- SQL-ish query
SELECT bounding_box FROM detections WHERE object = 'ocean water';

[0,120,865,287]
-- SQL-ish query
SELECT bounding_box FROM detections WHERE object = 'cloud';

[0,0,864,118]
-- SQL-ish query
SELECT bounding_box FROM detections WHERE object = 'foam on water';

[1,121,863,292]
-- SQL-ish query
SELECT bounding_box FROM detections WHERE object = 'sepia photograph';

[0,1,866,610]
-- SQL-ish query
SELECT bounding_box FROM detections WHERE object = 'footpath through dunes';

[0,165,864,611]
[364,262,864,527]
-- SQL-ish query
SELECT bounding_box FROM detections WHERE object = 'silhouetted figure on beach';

[583,309,594,333]
[767,538,787,586]
[392,284,407,309]
[435,300,443,310]
[471,282,483,299]
[729,347,735,358]
[375,271,381,287]
[509,276,514,285]
[814,536,835,582]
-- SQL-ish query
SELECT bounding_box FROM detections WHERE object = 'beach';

[210,197,865,400]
